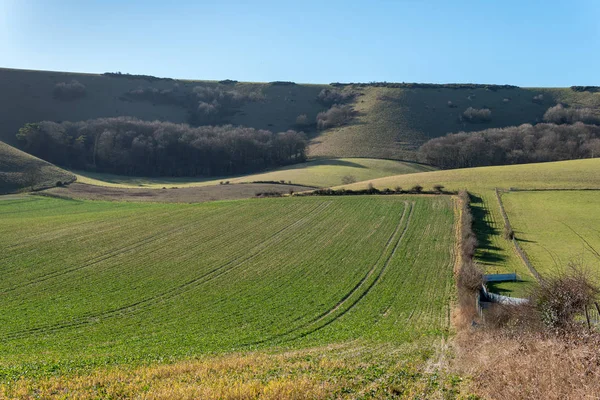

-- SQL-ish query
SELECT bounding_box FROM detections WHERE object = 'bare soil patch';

[44,182,313,203]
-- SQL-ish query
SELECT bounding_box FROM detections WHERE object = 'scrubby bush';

[125,85,260,126]
[530,264,600,330]
[433,184,445,193]
[341,175,356,185]
[462,107,491,123]
[53,80,86,101]
[316,89,356,106]
[532,94,544,104]
[295,114,310,127]
[543,104,600,125]
[316,104,355,130]
[411,185,423,193]
[456,191,484,320]
[447,101,457,108]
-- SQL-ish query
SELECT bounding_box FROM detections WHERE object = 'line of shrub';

[103,72,174,82]
[456,191,485,321]
[295,185,455,197]
[330,82,519,90]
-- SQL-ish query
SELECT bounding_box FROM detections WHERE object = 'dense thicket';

[16,117,307,176]
[125,85,260,125]
[316,89,356,106]
[420,123,600,169]
[316,105,355,130]
[462,107,492,123]
[543,104,600,125]
[53,80,86,101]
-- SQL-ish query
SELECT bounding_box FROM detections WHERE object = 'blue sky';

[2,0,599,86]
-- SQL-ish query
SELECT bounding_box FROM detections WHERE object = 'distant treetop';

[102,72,174,82]
[330,82,519,90]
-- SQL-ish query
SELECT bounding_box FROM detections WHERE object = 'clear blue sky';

[2,0,599,86]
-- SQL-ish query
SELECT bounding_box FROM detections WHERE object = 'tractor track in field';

[0,208,173,263]
[0,201,333,341]
[0,204,252,292]
[561,222,600,261]
[0,208,214,294]
[250,201,415,345]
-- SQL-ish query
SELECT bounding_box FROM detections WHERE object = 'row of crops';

[0,195,455,377]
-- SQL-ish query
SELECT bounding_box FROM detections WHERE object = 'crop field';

[73,158,434,189]
[502,190,600,278]
[341,158,600,295]
[0,195,455,392]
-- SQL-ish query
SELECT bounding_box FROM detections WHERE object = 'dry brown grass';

[0,344,464,399]
[455,329,600,400]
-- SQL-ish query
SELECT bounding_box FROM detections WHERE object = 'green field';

[73,158,435,189]
[0,141,75,194]
[341,159,600,295]
[502,191,600,277]
[0,195,455,383]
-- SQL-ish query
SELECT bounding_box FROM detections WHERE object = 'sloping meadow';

[0,194,456,397]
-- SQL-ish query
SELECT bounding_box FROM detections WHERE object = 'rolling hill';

[73,158,435,189]
[0,195,457,397]
[2,68,600,161]
[0,141,75,194]
[340,158,600,295]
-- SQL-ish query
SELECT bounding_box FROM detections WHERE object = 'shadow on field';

[469,193,506,266]
[486,280,526,296]
[291,159,368,170]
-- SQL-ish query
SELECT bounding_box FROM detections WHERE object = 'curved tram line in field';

[0,201,334,341]
[250,201,415,345]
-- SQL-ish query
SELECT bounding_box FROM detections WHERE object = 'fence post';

[585,305,591,329]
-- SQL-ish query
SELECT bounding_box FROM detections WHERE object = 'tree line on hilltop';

[17,117,307,177]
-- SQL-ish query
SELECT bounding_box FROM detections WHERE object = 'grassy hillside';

[73,158,435,189]
[340,158,600,192]
[0,141,75,194]
[3,68,600,161]
[0,195,456,395]
[340,158,600,295]
[502,191,600,277]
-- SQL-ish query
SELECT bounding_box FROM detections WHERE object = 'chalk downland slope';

[340,158,600,192]
[0,141,75,194]
[73,158,435,189]
[3,68,600,161]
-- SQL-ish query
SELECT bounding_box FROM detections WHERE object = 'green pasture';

[502,190,600,278]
